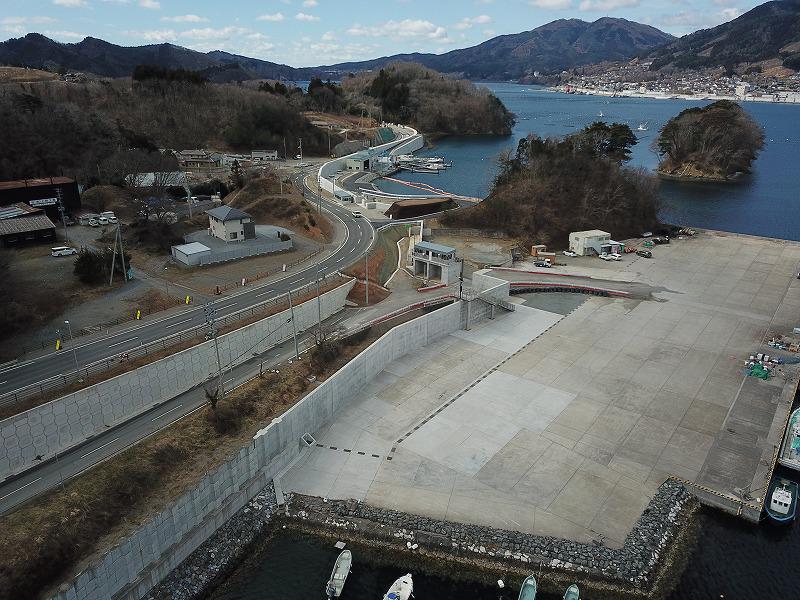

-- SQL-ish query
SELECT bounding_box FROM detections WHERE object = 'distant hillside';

[322,18,674,80]
[0,33,311,82]
[0,18,673,83]
[649,0,800,72]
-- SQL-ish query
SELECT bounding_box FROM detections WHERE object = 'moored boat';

[563,583,580,600]
[383,573,413,600]
[325,549,352,598]
[518,574,537,600]
[764,477,798,524]
[778,407,800,471]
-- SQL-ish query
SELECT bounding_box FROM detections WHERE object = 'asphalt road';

[0,170,374,398]
[0,309,352,515]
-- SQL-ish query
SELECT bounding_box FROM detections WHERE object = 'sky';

[2,0,765,67]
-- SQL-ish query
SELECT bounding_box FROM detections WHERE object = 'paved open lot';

[284,231,800,546]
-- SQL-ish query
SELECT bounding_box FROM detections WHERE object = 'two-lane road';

[0,170,374,398]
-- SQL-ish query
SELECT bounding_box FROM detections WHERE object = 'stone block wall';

[49,300,464,600]
[0,281,354,481]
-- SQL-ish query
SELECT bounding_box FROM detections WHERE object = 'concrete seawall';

[0,281,354,481]
[48,300,469,600]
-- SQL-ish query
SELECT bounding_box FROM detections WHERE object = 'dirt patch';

[0,306,430,600]
[428,233,517,269]
[80,186,138,222]
[344,224,408,286]
[126,289,181,313]
[346,280,391,306]
[0,67,58,83]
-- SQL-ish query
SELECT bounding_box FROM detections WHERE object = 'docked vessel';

[778,407,800,471]
[518,574,537,600]
[637,122,649,131]
[764,477,798,524]
[325,549,352,598]
[383,573,413,600]
[563,583,580,600]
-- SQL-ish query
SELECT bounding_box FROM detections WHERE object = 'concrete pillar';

[490,304,496,320]
[465,300,472,331]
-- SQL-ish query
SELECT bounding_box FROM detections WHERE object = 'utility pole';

[283,137,287,160]
[327,126,331,156]
[298,138,303,162]
[287,290,299,359]
[109,231,117,286]
[365,253,369,305]
[56,187,69,244]
[117,224,128,282]
[204,303,225,398]
[316,267,323,342]
[64,320,81,381]
[459,259,464,299]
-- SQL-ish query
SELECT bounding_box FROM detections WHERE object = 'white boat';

[637,122,649,131]
[778,407,800,471]
[597,110,604,117]
[325,549,352,598]
[383,573,413,600]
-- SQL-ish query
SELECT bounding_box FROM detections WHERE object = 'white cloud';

[139,0,161,9]
[46,29,84,39]
[302,0,319,6]
[578,0,638,11]
[712,0,736,4]
[454,15,492,30]
[52,0,87,7]
[139,29,177,42]
[347,19,451,43]
[321,31,336,41]
[657,7,742,31]
[295,12,320,22]
[529,0,572,9]
[160,15,208,23]
[718,7,742,21]
[1,16,57,25]
[257,12,285,22]
[483,28,496,36]
[181,26,250,40]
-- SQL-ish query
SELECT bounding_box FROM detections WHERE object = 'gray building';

[412,241,461,284]
[344,150,373,171]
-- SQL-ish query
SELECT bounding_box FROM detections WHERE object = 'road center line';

[80,437,120,459]
[254,289,275,298]
[0,477,41,502]
[164,318,193,329]
[151,404,184,421]
[213,302,238,311]
[108,337,138,348]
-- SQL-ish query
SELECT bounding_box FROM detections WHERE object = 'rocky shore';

[144,477,698,600]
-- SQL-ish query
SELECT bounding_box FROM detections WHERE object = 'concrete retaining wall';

[49,301,464,600]
[0,281,354,481]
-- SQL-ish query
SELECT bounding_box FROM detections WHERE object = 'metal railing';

[0,274,350,410]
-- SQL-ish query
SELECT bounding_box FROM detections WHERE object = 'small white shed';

[172,241,211,266]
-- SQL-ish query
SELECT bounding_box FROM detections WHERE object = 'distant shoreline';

[546,86,800,106]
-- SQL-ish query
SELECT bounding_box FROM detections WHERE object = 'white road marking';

[150,404,183,422]
[0,477,41,502]
[80,437,120,459]
[254,289,275,298]
[108,337,138,348]
[213,302,238,311]
[164,318,193,329]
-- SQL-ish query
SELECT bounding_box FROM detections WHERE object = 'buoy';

[497,580,505,588]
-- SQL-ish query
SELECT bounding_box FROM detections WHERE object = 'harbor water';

[376,84,800,241]
[210,507,800,600]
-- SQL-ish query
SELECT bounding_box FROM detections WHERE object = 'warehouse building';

[0,177,80,222]
[0,213,57,247]
[568,230,624,256]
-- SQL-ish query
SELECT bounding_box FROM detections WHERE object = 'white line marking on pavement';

[108,337,138,348]
[213,302,238,311]
[0,477,41,501]
[165,318,193,329]
[80,437,120,459]
[150,404,184,421]
[254,289,275,298]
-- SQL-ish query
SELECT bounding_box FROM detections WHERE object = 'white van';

[351,210,363,218]
[100,211,116,219]
[51,246,78,257]
[97,216,109,225]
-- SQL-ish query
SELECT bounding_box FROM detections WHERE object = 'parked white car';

[88,218,99,227]
[608,253,622,261]
[97,216,109,225]
[51,246,78,257]
[598,254,613,261]
[562,250,577,257]
[108,216,118,224]
[351,210,363,218]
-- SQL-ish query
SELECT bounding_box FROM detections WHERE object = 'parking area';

[284,230,800,547]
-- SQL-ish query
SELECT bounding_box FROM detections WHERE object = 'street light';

[64,320,82,381]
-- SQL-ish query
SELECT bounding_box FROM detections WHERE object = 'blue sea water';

[377,83,800,241]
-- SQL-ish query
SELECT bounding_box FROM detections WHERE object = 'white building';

[344,150,373,171]
[252,150,278,161]
[206,205,255,242]
[412,241,460,284]
[171,241,211,266]
[568,230,624,256]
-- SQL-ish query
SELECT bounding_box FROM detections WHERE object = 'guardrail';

[0,273,349,410]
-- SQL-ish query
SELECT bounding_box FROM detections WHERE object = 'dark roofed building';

[384,197,458,220]
[0,214,56,247]
[0,177,80,222]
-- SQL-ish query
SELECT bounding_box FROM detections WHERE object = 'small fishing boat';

[764,477,798,524]
[597,110,604,117]
[563,583,580,600]
[778,407,800,471]
[383,573,413,600]
[637,122,649,131]
[518,574,537,600]
[325,549,352,598]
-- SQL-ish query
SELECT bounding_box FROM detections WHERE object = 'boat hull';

[383,574,413,600]
[518,575,537,600]
[764,478,798,524]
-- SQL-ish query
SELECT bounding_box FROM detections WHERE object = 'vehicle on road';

[652,236,670,245]
[97,216,109,225]
[533,260,551,268]
[562,250,577,257]
[51,246,78,257]
[88,218,99,227]
[351,210,363,218]
[636,250,653,258]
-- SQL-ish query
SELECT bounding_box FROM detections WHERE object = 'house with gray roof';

[206,205,254,242]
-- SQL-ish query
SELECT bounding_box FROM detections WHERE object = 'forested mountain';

[0,18,673,82]
[321,18,674,80]
[649,0,800,72]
